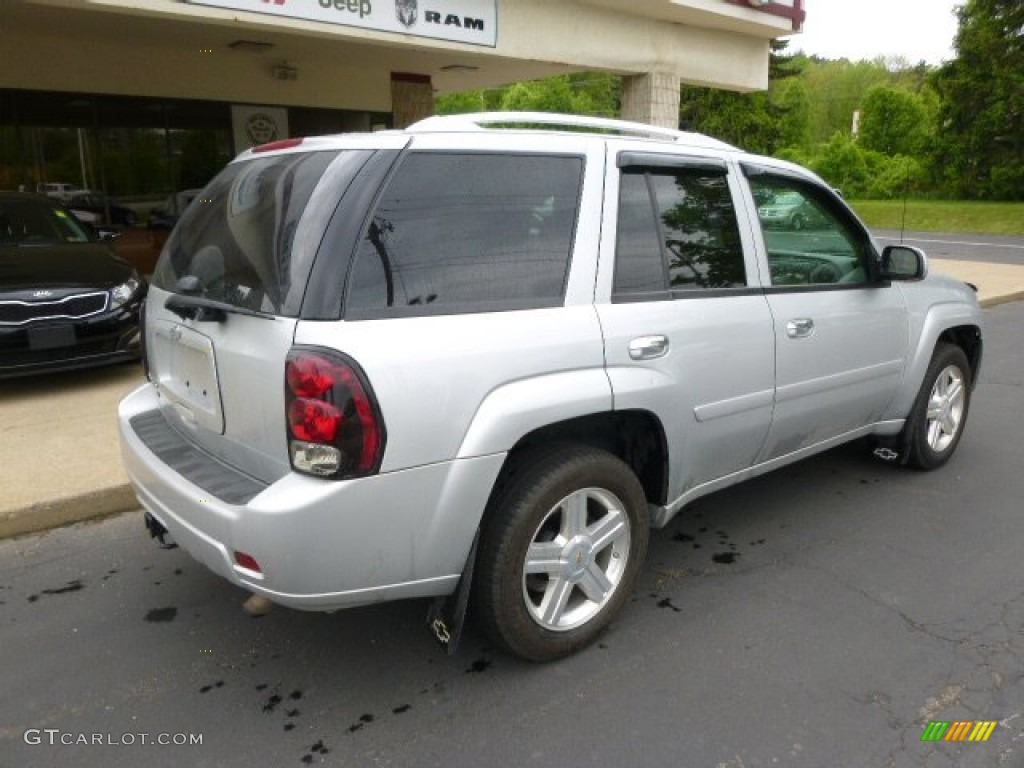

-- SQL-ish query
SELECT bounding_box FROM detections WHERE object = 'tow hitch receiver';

[144,512,178,549]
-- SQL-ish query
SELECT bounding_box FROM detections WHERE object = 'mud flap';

[873,413,918,466]
[426,530,479,656]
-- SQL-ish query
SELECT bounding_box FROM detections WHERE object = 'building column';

[390,72,435,129]
[620,72,680,130]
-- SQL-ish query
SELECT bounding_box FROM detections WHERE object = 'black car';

[147,188,203,231]
[0,192,146,378]
[67,193,138,227]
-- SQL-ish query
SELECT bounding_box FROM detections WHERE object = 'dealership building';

[1,0,803,197]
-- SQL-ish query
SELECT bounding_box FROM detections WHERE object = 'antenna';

[899,163,909,244]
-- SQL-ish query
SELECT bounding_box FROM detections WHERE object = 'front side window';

[749,173,875,287]
[345,152,583,316]
[613,166,747,298]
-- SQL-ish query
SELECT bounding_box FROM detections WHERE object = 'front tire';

[472,445,649,662]
[903,343,971,470]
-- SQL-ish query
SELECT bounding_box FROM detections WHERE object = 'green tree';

[800,58,892,143]
[436,90,487,115]
[679,40,805,155]
[773,77,812,149]
[858,85,928,156]
[435,72,619,118]
[864,154,927,199]
[932,0,1024,200]
[809,132,871,196]
[500,77,580,113]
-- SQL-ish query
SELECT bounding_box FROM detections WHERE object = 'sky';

[785,0,961,65]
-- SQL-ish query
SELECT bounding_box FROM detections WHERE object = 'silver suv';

[119,113,983,661]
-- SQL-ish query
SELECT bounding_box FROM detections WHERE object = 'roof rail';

[406,112,734,150]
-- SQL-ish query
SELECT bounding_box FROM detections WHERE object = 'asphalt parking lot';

[1,299,1021,768]
[872,230,1024,266]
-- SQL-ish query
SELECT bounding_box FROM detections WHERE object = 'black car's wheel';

[472,445,649,662]
[903,343,971,470]
[790,212,806,230]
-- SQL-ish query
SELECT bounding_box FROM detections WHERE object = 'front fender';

[884,298,983,421]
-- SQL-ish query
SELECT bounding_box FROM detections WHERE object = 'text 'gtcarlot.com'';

[23,730,203,746]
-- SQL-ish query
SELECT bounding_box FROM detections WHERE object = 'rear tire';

[903,343,971,470]
[472,445,649,662]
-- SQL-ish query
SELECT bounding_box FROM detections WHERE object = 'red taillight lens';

[286,356,336,398]
[288,398,341,443]
[284,348,386,479]
[337,366,382,472]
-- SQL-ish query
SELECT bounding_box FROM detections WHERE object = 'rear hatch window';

[152,150,367,316]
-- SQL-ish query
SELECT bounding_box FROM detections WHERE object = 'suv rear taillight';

[285,348,386,479]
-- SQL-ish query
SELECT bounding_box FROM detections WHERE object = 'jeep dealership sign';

[187,0,497,47]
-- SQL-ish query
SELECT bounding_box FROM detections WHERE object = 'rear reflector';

[234,551,262,573]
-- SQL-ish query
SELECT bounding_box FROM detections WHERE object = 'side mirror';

[880,244,927,281]
[96,227,122,242]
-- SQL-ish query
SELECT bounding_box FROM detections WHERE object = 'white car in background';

[36,182,85,203]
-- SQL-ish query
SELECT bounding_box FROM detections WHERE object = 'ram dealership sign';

[188,0,497,47]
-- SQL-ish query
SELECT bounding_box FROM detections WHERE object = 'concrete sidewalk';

[930,258,1024,307]
[0,364,143,538]
[2,257,1023,540]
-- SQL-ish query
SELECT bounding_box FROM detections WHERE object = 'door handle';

[628,335,669,360]
[786,318,815,338]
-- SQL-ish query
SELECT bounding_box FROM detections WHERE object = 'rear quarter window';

[344,152,584,318]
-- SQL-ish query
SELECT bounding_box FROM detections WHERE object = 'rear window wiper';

[164,293,274,322]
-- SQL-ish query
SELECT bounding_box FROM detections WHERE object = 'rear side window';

[614,166,746,299]
[153,150,365,316]
[345,152,583,317]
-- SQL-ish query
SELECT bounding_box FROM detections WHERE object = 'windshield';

[153,150,361,316]
[0,198,91,245]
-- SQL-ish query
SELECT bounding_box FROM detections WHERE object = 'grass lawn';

[847,200,1024,236]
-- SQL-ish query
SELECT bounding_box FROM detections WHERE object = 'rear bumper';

[118,383,504,611]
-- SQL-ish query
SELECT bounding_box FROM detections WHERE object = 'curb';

[980,290,1024,309]
[0,485,137,541]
